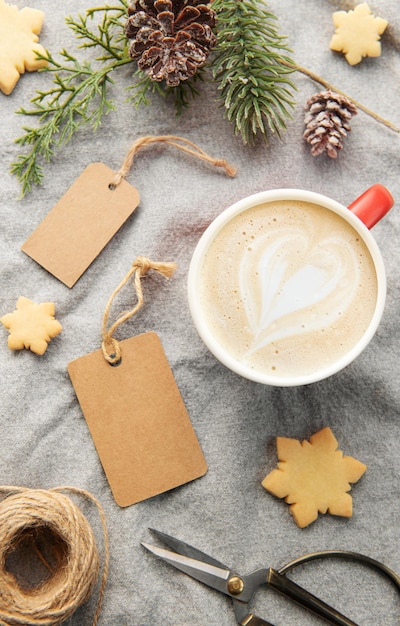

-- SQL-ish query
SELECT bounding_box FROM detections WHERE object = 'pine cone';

[125,0,216,87]
[303,90,358,158]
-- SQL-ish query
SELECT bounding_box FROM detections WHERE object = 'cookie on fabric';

[0,0,48,95]
[329,2,388,66]
[1,296,62,355]
[262,427,367,528]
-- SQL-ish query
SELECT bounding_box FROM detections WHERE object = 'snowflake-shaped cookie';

[1,296,62,355]
[0,0,48,95]
[329,2,388,66]
[262,427,367,528]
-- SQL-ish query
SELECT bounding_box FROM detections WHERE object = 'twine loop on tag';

[0,486,109,626]
[101,256,177,365]
[109,135,237,188]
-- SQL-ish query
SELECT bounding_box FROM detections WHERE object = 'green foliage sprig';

[11,0,298,195]
[11,2,132,196]
[212,0,297,145]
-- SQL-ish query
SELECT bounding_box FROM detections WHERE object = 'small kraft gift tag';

[68,257,207,507]
[22,136,236,288]
[22,162,140,288]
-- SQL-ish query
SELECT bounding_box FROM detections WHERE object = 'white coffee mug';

[188,185,393,386]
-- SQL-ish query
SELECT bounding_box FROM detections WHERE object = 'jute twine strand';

[101,256,177,364]
[0,486,109,626]
[109,134,237,188]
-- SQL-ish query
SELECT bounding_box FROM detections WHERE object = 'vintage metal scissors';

[142,529,400,626]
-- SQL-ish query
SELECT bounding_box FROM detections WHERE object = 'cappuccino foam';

[198,200,378,378]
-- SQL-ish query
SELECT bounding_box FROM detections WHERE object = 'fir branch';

[11,0,205,195]
[127,69,204,116]
[169,71,204,116]
[212,0,297,145]
[11,1,133,196]
[126,71,160,109]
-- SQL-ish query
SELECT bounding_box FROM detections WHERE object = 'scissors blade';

[148,528,229,570]
[142,532,232,596]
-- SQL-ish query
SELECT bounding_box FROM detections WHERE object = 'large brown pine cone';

[303,90,358,158]
[125,0,217,87]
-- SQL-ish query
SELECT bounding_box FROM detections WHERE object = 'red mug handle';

[348,184,394,229]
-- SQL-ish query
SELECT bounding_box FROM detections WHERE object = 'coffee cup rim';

[187,188,386,386]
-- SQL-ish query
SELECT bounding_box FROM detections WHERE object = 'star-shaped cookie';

[1,296,62,355]
[0,0,48,95]
[262,427,367,528]
[329,2,388,66]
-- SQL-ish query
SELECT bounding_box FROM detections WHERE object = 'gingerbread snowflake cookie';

[0,0,48,95]
[329,3,388,66]
[262,427,367,528]
[1,296,62,355]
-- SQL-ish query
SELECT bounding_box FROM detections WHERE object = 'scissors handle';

[267,568,358,626]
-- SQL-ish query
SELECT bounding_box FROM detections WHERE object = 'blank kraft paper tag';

[68,332,207,507]
[22,163,140,288]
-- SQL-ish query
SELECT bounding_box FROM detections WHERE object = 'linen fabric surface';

[1,1,400,624]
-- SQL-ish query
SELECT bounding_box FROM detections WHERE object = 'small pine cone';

[125,0,216,87]
[303,90,358,158]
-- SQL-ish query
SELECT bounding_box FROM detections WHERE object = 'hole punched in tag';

[107,352,121,367]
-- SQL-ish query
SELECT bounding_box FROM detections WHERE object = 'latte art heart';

[241,232,359,358]
[198,200,378,378]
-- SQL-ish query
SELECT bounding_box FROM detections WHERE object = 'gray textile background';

[1,1,400,624]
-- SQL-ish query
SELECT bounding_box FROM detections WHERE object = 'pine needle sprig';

[11,0,299,195]
[169,71,204,116]
[212,0,297,145]
[11,2,133,197]
[126,68,204,116]
[11,0,206,195]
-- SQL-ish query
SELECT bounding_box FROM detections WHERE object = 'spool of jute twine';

[0,486,109,626]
